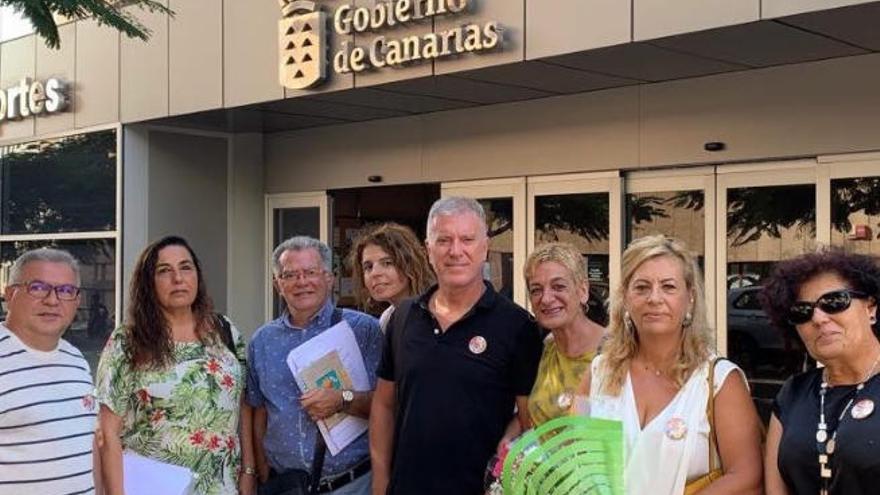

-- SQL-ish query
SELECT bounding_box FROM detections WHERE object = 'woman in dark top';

[760,249,880,495]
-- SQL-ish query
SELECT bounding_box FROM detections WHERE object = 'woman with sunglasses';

[761,249,880,495]
[95,236,255,495]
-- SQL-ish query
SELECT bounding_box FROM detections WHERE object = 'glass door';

[265,192,329,319]
[442,178,527,307]
[817,153,880,253]
[625,167,717,325]
[716,161,817,422]
[527,172,623,324]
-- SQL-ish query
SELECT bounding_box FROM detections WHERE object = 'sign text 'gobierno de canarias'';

[279,0,501,90]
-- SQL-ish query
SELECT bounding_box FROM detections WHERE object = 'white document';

[123,451,194,495]
[286,319,371,456]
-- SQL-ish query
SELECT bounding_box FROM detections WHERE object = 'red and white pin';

[469,336,488,355]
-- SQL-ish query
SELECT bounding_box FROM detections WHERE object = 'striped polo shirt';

[0,323,96,495]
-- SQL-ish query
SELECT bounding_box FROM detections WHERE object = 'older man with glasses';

[0,248,97,495]
[247,236,382,495]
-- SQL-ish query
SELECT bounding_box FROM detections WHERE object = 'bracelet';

[242,466,257,476]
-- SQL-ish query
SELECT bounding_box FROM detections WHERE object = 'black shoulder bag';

[387,299,414,381]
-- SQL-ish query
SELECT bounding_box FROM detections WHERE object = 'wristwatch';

[341,389,354,412]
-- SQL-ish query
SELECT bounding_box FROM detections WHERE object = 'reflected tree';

[832,177,880,238]
[726,185,815,246]
[483,200,513,238]
[535,194,609,242]
[628,195,670,225]
[1,131,116,236]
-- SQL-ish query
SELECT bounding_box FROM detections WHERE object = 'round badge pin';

[665,417,688,440]
[556,392,573,410]
[851,398,875,420]
[469,336,487,355]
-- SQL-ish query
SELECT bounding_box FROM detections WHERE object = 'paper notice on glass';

[123,451,194,495]
[286,319,371,456]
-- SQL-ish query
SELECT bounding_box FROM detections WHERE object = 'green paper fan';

[501,416,624,495]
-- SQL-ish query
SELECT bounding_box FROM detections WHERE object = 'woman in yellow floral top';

[502,242,606,443]
[95,236,255,495]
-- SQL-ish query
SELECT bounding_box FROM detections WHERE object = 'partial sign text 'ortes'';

[0,78,68,123]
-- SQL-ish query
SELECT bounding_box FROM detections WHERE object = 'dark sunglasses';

[787,289,868,325]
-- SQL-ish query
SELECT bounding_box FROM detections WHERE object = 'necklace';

[643,364,664,377]
[816,352,880,495]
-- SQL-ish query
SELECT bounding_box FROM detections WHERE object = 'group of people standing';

[1,195,878,495]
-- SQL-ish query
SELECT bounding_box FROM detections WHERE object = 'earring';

[871,315,877,325]
[682,311,693,328]
[624,311,635,334]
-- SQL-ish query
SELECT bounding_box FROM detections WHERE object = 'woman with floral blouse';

[96,236,255,495]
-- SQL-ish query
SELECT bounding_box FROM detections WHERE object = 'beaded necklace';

[816,352,880,495]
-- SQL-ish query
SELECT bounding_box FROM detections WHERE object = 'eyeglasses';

[277,268,324,282]
[11,280,81,301]
[787,289,868,325]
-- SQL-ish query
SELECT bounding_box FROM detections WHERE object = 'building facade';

[1,0,880,417]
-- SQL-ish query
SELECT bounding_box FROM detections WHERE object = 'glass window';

[0,239,116,372]
[0,130,117,235]
[626,190,705,270]
[480,197,514,300]
[534,192,610,325]
[725,183,815,422]
[831,177,880,254]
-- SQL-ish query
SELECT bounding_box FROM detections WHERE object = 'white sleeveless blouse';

[589,355,743,495]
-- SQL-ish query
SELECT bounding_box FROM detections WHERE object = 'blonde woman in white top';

[349,223,434,331]
[577,235,762,494]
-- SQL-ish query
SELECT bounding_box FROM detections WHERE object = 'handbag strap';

[214,313,236,355]
[309,429,327,494]
[307,307,343,493]
[705,357,723,472]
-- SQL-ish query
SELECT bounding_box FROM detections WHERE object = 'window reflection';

[480,198,514,300]
[725,183,815,423]
[0,130,117,235]
[831,177,880,255]
[0,239,116,372]
[534,193,609,325]
[626,190,705,270]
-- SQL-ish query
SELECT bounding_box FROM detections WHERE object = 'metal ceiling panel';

[454,60,640,94]
[652,20,867,67]
[781,2,880,51]
[545,42,746,82]
[381,75,553,104]
[310,87,477,113]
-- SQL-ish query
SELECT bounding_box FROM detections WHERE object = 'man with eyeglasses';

[247,236,382,495]
[0,248,98,494]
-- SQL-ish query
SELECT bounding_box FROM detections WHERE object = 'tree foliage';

[831,177,880,238]
[2,0,172,49]
[1,130,116,262]
[535,194,609,243]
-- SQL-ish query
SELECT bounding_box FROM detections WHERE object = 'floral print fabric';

[95,321,246,495]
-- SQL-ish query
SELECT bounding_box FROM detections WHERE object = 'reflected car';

[727,273,761,289]
[727,286,805,378]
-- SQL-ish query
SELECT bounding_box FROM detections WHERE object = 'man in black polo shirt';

[370,197,542,495]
